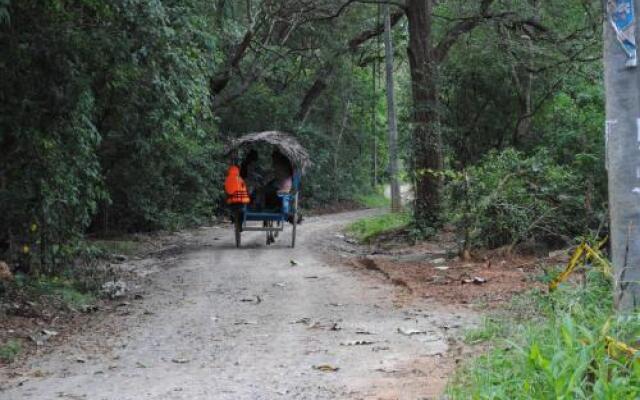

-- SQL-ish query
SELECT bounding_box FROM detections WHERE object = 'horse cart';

[225,131,310,248]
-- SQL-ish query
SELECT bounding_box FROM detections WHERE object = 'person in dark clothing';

[240,149,259,183]
[240,149,263,207]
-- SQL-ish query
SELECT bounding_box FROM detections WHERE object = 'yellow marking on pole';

[549,237,610,291]
[584,246,613,277]
[606,336,639,361]
[549,243,585,291]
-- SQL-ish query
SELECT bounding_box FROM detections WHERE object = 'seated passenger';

[240,149,261,192]
[240,149,264,207]
[265,150,293,209]
[224,165,250,205]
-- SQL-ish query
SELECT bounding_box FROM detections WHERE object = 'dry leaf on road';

[312,364,339,372]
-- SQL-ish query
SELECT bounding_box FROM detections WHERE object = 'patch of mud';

[333,228,570,308]
[351,258,412,293]
[358,256,543,306]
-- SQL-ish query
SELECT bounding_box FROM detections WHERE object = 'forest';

[1,0,604,273]
[3,1,638,399]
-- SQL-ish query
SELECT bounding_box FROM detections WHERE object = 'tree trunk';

[384,4,402,212]
[406,0,442,227]
[296,66,332,123]
[512,2,536,146]
[296,11,405,123]
[334,100,350,201]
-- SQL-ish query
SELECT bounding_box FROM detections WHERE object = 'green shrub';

[0,340,22,363]
[0,87,107,275]
[447,149,588,249]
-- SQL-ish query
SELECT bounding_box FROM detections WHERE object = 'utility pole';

[604,0,640,311]
[384,4,401,212]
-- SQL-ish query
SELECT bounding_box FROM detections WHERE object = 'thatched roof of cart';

[225,131,312,172]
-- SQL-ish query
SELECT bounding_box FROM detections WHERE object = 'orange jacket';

[224,165,251,204]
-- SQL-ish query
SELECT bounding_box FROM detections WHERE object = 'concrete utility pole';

[604,0,640,311]
[383,4,401,212]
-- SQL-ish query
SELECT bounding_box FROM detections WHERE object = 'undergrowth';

[447,271,640,399]
[91,239,139,257]
[346,212,411,243]
[0,339,22,363]
[354,187,390,209]
[12,273,97,310]
[3,253,119,312]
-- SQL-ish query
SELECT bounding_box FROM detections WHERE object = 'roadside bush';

[447,149,588,250]
[1,0,224,276]
[537,81,606,214]
[0,78,106,275]
[88,0,224,232]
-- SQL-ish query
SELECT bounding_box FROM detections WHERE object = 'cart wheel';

[291,193,298,248]
[265,221,273,245]
[234,211,242,248]
[291,213,297,248]
[274,221,281,239]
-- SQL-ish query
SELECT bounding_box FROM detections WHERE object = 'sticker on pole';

[608,0,638,67]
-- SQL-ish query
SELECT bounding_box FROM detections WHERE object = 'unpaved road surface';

[2,210,475,400]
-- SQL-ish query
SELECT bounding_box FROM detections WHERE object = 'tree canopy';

[1,0,604,274]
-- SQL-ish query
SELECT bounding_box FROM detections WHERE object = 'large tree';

[380,0,597,227]
[404,0,511,226]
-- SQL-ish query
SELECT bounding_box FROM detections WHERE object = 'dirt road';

[2,210,474,400]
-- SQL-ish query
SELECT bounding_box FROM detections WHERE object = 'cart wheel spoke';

[234,210,242,248]
[291,193,298,248]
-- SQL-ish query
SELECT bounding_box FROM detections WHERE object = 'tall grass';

[354,187,390,209]
[91,239,139,256]
[448,271,640,399]
[12,273,96,309]
[346,212,411,243]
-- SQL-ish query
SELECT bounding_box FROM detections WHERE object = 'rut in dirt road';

[1,210,475,400]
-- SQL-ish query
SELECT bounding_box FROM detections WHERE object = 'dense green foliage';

[448,149,590,249]
[437,0,603,248]
[0,1,388,274]
[0,0,605,273]
[2,2,635,395]
[448,271,640,399]
[1,0,224,274]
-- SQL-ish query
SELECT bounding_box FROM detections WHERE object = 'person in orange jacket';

[224,165,250,204]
